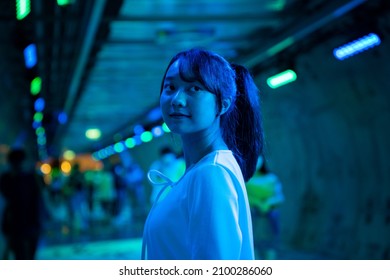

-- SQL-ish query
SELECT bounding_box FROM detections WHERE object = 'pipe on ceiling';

[241,0,367,69]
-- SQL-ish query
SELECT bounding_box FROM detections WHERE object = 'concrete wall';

[255,34,390,259]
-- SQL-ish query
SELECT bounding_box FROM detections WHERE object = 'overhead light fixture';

[37,135,46,145]
[16,0,31,20]
[151,126,164,137]
[63,150,76,161]
[114,142,125,153]
[147,107,162,122]
[333,33,381,60]
[33,112,43,123]
[133,125,145,135]
[162,123,171,133]
[140,131,153,143]
[35,126,45,136]
[85,128,101,140]
[24,44,37,69]
[125,138,136,149]
[266,69,297,89]
[34,98,45,112]
[57,0,75,6]
[93,121,171,160]
[30,77,42,95]
[58,112,68,124]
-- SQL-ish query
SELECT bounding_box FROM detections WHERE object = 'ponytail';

[222,64,264,182]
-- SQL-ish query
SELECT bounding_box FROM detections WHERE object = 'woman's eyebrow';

[164,76,176,82]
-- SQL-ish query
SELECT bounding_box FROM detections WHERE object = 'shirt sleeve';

[187,164,243,259]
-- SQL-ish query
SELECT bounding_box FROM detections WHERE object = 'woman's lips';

[169,113,190,118]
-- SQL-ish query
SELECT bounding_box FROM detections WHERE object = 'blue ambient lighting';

[24,44,37,68]
[333,33,381,60]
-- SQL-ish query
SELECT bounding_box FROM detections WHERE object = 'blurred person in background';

[93,164,117,222]
[246,155,284,259]
[122,159,146,221]
[0,148,44,259]
[45,160,69,236]
[64,163,89,232]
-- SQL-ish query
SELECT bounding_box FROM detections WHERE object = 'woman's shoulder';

[196,150,237,168]
[179,150,244,188]
[185,163,238,203]
[190,156,242,187]
[187,150,236,174]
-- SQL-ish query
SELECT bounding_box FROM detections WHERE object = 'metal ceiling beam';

[0,12,280,24]
[109,14,279,23]
[240,0,367,69]
[53,0,107,152]
[63,0,107,116]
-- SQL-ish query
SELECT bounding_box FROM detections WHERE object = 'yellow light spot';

[61,161,72,174]
[40,163,52,175]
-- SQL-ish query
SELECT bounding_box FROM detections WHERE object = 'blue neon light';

[58,112,68,124]
[333,33,381,60]
[34,97,45,112]
[151,126,164,137]
[23,44,37,68]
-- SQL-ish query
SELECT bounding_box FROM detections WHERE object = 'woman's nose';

[171,89,186,107]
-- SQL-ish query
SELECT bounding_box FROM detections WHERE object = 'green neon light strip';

[30,77,42,95]
[162,123,170,133]
[125,138,136,149]
[35,126,45,136]
[33,112,43,123]
[140,131,153,143]
[266,37,295,57]
[267,69,297,89]
[16,0,31,20]
[57,0,74,6]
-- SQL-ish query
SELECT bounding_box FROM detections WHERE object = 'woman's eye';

[190,85,201,92]
[163,83,175,91]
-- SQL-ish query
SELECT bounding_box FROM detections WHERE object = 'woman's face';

[160,59,219,136]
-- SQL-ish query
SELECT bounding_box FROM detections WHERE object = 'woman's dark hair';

[160,48,264,181]
[230,63,264,181]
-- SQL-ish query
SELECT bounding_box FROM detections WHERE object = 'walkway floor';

[35,219,329,260]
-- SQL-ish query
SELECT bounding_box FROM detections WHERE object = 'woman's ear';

[219,98,232,115]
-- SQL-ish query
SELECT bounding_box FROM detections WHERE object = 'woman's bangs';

[178,54,201,83]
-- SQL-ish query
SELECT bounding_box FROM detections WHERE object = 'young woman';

[142,48,264,259]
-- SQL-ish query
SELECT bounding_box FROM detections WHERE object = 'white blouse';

[142,150,254,260]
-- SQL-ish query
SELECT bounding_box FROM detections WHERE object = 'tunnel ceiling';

[0,0,387,159]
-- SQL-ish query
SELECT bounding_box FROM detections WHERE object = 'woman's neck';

[180,126,228,169]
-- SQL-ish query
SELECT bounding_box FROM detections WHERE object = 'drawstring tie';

[141,169,175,259]
[147,169,174,190]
